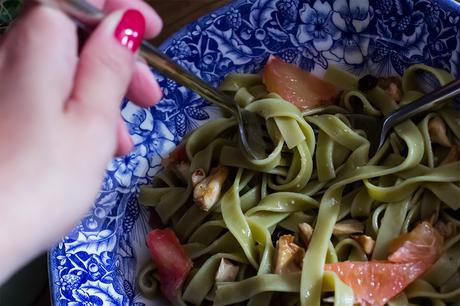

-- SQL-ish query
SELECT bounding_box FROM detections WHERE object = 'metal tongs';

[36,0,268,160]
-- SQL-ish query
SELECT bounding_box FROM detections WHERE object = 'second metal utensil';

[346,78,460,155]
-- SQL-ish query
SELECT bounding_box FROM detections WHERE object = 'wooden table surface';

[145,0,231,45]
[36,1,231,305]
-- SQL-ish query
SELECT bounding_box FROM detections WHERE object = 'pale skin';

[0,0,163,284]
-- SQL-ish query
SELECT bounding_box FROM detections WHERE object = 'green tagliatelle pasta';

[138,63,460,306]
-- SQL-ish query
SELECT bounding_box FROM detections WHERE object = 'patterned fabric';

[49,0,460,305]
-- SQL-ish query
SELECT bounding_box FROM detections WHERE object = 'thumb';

[68,9,145,132]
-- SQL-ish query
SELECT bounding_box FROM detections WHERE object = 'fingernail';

[114,9,145,52]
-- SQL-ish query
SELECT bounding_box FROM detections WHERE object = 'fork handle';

[35,0,237,114]
[139,43,237,114]
[383,79,460,129]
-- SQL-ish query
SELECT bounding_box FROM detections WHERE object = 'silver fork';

[345,78,460,155]
[36,0,267,160]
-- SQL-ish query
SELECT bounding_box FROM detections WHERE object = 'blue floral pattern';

[50,0,460,304]
[297,1,340,52]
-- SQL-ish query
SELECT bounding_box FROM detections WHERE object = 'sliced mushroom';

[378,76,402,102]
[193,165,229,212]
[215,258,239,282]
[351,234,375,255]
[440,145,460,165]
[387,83,402,102]
[274,235,305,275]
[161,144,190,182]
[191,168,206,187]
[333,219,364,236]
[429,116,452,147]
[298,223,313,248]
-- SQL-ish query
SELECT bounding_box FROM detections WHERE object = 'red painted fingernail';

[114,9,145,52]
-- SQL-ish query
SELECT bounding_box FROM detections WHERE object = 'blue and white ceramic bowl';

[49,0,460,304]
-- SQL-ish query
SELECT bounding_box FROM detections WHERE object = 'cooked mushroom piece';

[332,219,364,236]
[351,234,375,255]
[193,165,229,212]
[298,223,313,248]
[215,258,239,282]
[161,144,190,182]
[386,83,402,102]
[274,235,305,275]
[378,76,402,102]
[428,116,452,147]
[191,168,206,187]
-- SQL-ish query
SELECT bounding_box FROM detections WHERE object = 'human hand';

[0,0,162,282]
